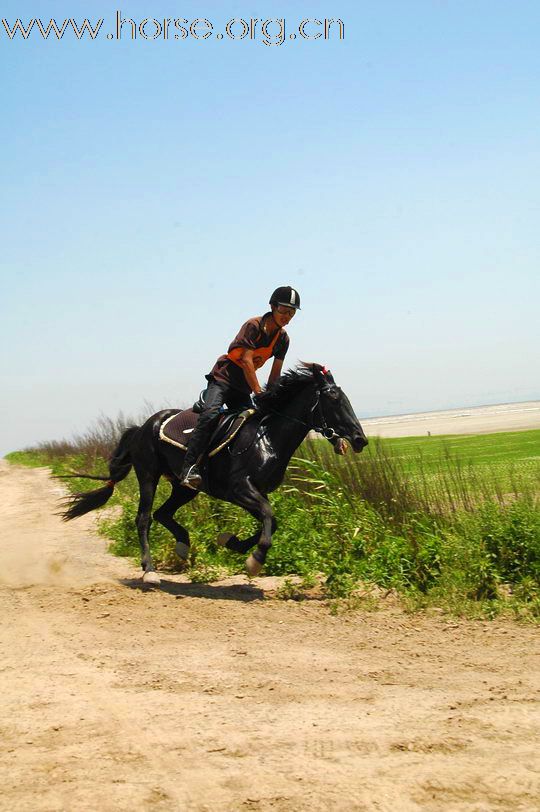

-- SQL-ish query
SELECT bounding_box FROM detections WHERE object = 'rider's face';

[271,305,296,327]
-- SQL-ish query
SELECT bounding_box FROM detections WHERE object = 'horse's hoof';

[142,571,161,585]
[175,541,190,560]
[217,533,235,547]
[246,555,262,577]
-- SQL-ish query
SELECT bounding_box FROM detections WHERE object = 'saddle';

[159,406,256,457]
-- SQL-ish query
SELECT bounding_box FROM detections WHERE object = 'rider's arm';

[236,349,263,394]
[268,358,283,387]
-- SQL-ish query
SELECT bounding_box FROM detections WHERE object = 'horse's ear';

[299,361,333,383]
[315,364,336,385]
[309,363,328,382]
[324,368,336,384]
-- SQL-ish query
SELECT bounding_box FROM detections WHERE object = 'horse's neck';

[285,382,316,424]
[267,383,315,458]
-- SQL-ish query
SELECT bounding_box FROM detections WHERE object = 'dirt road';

[0,460,539,811]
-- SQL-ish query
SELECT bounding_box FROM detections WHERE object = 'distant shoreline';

[360,400,540,438]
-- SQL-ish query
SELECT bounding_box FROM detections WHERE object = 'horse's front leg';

[217,518,278,555]
[230,477,274,576]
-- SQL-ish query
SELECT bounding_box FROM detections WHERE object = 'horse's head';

[310,364,368,455]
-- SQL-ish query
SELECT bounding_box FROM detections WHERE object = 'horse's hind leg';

[153,483,197,562]
[135,471,160,584]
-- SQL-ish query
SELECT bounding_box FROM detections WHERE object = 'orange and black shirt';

[208,313,289,393]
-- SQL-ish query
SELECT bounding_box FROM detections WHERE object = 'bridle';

[230,380,341,456]
[264,383,341,440]
[307,386,341,440]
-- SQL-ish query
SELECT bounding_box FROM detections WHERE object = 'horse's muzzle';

[333,433,367,455]
[350,432,368,452]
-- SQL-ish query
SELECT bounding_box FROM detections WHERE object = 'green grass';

[375,429,539,466]
[6,428,540,622]
[6,450,56,468]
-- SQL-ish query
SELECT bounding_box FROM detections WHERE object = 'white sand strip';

[361,401,540,438]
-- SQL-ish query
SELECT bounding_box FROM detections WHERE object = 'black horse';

[62,364,368,583]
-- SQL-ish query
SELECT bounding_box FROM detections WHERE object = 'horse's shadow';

[120,578,266,602]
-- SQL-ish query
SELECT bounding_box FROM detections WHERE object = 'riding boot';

[179,382,227,488]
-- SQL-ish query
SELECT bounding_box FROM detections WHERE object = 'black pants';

[182,380,252,469]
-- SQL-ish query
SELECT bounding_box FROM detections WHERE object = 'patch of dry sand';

[362,400,540,438]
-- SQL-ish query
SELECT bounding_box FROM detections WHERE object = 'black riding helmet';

[269,286,301,310]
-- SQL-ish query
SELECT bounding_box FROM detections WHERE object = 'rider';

[179,286,301,490]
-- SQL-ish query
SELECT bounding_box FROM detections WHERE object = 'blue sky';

[1,1,539,454]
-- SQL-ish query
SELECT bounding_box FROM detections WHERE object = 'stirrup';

[181,464,202,491]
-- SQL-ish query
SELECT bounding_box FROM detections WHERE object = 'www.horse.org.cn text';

[1,14,345,46]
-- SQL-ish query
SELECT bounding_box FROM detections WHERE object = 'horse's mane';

[255,364,316,413]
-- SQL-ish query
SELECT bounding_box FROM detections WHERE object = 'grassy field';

[303,430,539,517]
[6,427,540,621]
[374,429,540,467]
[8,429,539,478]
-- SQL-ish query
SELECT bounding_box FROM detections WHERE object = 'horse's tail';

[59,426,140,521]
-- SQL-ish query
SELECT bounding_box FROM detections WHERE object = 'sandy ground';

[361,400,540,438]
[1,460,539,812]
